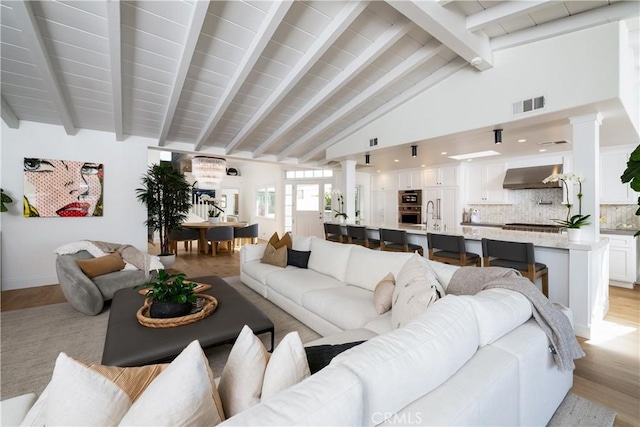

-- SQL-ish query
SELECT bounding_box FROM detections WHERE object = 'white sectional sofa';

[2,236,574,426]
[233,235,574,426]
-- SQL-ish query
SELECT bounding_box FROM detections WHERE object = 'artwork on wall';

[23,158,104,217]
[192,188,216,205]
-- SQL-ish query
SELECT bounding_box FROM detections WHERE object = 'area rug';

[1,276,319,399]
[0,277,618,427]
[548,392,616,427]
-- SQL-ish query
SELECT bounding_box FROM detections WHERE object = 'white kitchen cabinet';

[424,187,458,232]
[600,151,637,204]
[423,166,458,187]
[602,233,638,288]
[464,162,509,204]
[371,190,398,225]
[371,172,398,191]
[397,170,422,190]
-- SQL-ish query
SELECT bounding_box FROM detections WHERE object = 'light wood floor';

[1,245,638,426]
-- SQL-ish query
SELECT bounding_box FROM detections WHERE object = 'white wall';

[1,121,152,290]
[327,23,622,159]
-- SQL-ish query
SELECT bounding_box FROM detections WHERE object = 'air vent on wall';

[513,96,545,115]
[538,140,571,146]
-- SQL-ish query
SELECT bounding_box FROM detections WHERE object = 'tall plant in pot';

[136,163,191,267]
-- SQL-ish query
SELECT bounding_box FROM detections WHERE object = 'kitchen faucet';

[425,200,435,229]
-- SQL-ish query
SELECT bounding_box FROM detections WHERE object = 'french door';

[289,182,331,238]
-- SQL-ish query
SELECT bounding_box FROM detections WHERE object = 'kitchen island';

[341,221,609,339]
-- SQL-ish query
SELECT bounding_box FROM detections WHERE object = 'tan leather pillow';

[373,272,395,315]
[261,243,287,268]
[76,252,126,279]
[267,232,292,250]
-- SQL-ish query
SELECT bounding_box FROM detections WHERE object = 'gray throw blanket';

[447,267,585,371]
[90,241,152,279]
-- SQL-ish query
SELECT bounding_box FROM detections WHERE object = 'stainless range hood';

[502,164,563,189]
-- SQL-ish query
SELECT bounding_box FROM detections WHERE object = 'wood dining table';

[181,221,248,254]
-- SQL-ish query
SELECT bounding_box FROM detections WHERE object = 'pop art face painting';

[23,158,104,217]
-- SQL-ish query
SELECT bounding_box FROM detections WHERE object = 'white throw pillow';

[45,353,132,426]
[373,272,395,315]
[261,332,310,401]
[25,341,224,427]
[307,237,353,282]
[392,254,440,328]
[419,257,446,297]
[120,340,224,426]
[218,325,271,417]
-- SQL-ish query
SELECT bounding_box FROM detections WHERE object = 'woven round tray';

[136,294,218,328]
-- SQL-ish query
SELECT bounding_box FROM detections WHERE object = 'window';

[256,187,276,219]
[285,169,333,179]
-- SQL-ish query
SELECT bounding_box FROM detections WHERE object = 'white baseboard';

[1,275,58,291]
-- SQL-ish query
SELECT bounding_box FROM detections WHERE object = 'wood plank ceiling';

[1,1,638,166]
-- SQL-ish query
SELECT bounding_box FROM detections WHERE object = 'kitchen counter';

[337,220,609,339]
[600,228,639,236]
[355,222,607,251]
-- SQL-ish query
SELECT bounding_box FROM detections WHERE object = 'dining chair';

[379,228,424,256]
[427,233,481,266]
[205,226,234,256]
[347,225,380,249]
[168,228,200,255]
[481,238,549,297]
[234,223,259,249]
[324,223,346,243]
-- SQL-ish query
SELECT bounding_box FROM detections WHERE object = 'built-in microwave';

[399,190,421,205]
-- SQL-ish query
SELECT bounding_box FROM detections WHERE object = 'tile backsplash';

[467,188,639,229]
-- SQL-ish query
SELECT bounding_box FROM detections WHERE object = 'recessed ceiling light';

[518,139,526,143]
[377,170,381,173]
[539,149,547,152]
[448,150,501,160]
[394,159,399,162]
[467,159,473,162]
[421,164,426,167]
[441,152,447,155]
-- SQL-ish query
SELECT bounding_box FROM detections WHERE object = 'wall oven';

[399,206,422,225]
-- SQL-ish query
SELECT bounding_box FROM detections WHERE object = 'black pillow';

[287,249,311,268]
[304,341,365,374]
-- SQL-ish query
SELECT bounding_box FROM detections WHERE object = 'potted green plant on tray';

[1,188,13,212]
[136,270,197,318]
[208,199,224,223]
[136,162,192,268]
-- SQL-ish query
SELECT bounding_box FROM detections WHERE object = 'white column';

[340,160,357,223]
[570,113,602,241]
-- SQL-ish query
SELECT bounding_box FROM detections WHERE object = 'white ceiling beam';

[492,1,640,51]
[252,18,412,157]
[11,1,76,135]
[225,1,368,155]
[1,96,19,129]
[467,1,552,32]
[158,0,210,147]
[193,1,293,151]
[437,0,455,6]
[277,40,444,161]
[300,58,467,164]
[106,0,123,141]
[387,0,493,71]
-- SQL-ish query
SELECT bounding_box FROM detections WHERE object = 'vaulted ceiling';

[1,1,638,167]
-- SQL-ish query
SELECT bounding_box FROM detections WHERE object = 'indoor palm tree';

[136,162,192,256]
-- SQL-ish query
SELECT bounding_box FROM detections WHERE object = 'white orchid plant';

[542,172,590,229]
[332,189,348,220]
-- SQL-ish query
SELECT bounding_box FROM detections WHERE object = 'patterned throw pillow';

[373,272,395,315]
[391,254,441,328]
